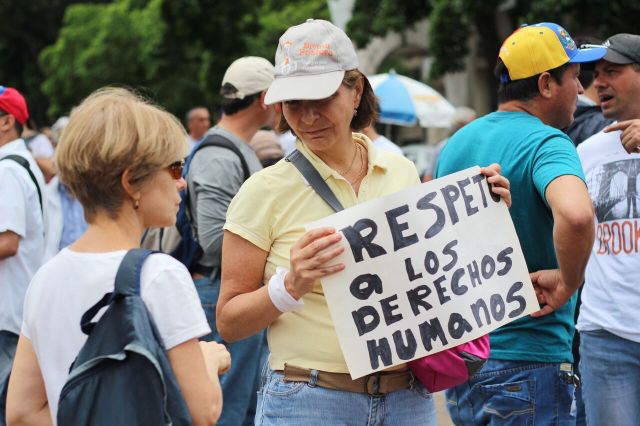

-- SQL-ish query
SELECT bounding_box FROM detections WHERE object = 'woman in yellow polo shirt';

[217,19,511,426]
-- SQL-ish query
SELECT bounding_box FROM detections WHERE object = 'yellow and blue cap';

[499,23,607,82]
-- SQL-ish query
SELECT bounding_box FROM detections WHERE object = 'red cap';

[0,86,29,126]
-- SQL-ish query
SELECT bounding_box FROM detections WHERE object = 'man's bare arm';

[531,175,594,317]
[0,230,20,259]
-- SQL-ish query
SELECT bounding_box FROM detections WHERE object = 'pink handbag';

[408,335,490,392]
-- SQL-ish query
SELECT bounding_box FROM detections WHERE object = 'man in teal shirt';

[436,23,603,424]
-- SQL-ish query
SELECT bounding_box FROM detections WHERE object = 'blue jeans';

[194,275,268,426]
[580,329,640,426]
[0,331,18,426]
[255,366,436,425]
[571,355,586,426]
[445,359,577,425]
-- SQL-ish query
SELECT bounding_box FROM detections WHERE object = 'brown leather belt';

[281,363,413,396]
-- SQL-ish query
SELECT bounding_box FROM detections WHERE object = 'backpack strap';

[113,249,156,296]
[182,133,251,222]
[80,249,155,335]
[190,133,251,181]
[179,133,253,261]
[0,154,43,213]
[80,292,113,335]
[286,149,344,213]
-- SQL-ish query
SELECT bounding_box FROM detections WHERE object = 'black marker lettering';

[367,338,393,369]
[341,219,387,262]
[417,191,446,239]
[386,205,419,251]
[349,274,383,300]
[393,329,417,360]
[351,306,380,336]
[406,285,433,315]
[507,281,526,318]
[380,295,403,326]
[418,318,448,351]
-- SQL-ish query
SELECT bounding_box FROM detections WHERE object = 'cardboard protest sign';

[307,166,539,379]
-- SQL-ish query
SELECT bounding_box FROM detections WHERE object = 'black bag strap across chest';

[0,154,43,213]
[192,134,251,181]
[183,133,251,221]
[286,149,344,213]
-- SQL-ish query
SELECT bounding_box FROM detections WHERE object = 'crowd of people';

[0,16,639,426]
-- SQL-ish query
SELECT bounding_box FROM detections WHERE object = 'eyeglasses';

[166,159,185,179]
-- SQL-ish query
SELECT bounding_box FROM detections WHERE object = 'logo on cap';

[558,29,576,51]
[279,41,297,76]
[298,42,334,57]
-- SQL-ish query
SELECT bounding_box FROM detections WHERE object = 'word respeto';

[341,173,501,263]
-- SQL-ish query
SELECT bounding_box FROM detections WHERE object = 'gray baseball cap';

[603,33,640,65]
[264,19,359,105]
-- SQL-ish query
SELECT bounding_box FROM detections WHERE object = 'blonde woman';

[6,88,229,426]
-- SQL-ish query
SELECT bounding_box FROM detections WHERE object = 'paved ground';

[434,392,454,425]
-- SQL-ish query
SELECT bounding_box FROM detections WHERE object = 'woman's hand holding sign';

[285,227,346,300]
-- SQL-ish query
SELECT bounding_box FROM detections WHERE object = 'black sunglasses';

[166,159,185,179]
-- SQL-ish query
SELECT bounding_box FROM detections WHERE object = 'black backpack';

[57,249,192,426]
[141,134,250,275]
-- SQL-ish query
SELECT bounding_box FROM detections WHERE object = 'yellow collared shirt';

[224,133,419,373]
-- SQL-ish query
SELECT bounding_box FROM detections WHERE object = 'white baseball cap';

[221,56,275,100]
[264,19,359,105]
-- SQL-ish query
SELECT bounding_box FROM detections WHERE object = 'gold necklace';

[346,143,367,187]
[337,143,359,175]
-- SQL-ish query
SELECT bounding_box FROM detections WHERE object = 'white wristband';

[268,267,304,313]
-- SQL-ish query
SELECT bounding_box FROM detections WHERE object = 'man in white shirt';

[0,86,47,425]
[577,33,640,426]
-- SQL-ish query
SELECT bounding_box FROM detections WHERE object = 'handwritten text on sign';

[308,166,538,379]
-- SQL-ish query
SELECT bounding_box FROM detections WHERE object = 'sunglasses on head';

[166,159,185,179]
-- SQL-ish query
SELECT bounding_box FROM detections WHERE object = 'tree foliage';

[36,0,328,122]
[348,0,640,109]
[245,0,330,60]
[350,0,640,79]
[40,0,165,118]
[349,0,432,47]
[156,0,260,120]
[0,0,108,126]
[7,0,639,122]
[426,0,469,78]
[523,0,640,36]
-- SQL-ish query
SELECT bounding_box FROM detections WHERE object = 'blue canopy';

[374,74,417,126]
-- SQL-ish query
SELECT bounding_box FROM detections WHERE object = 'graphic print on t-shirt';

[589,158,640,221]
[587,158,640,255]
